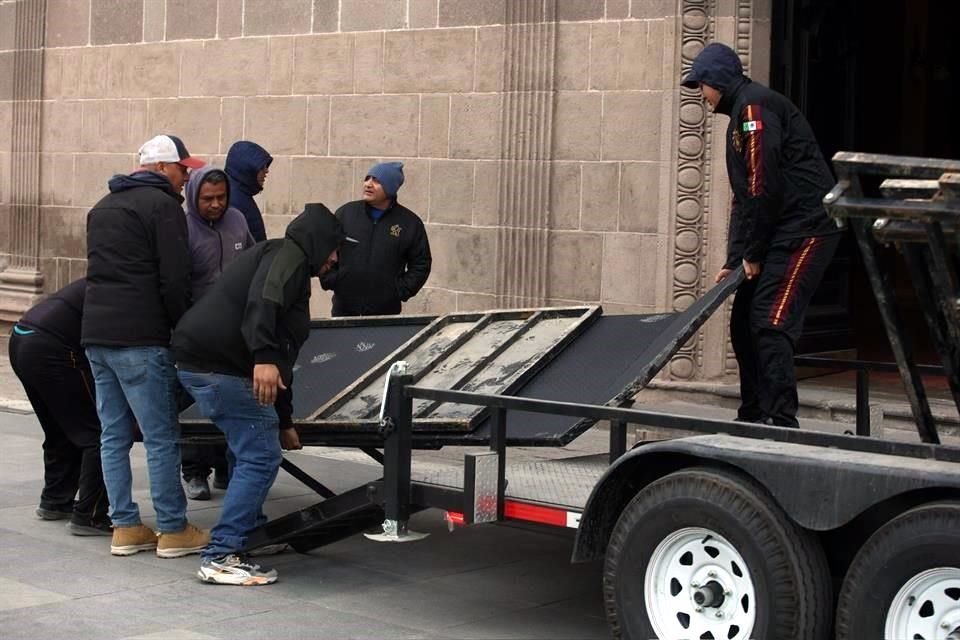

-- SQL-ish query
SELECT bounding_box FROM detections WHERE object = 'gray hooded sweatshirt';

[184,166,256,300]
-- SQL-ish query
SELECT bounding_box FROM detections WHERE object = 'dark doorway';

[771,0,960,363]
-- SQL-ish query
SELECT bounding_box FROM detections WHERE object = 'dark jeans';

[731,234,841,427]
[8,328,108,523]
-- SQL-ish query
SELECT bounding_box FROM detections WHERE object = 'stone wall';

[0,0,772,382]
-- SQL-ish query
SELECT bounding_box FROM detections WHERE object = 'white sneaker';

[197,554,278,586]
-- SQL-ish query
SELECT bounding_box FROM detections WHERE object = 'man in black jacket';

[321,162,431,316]
[83,134,209,558]
[682,43,841,427]
[9,279,110,536]
[173,203,348,586]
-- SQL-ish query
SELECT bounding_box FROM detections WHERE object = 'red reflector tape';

[505,501,573,528]
[445,511,465,526]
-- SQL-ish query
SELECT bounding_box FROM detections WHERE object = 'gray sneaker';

[198,554,278,586]
[185,477,211,501]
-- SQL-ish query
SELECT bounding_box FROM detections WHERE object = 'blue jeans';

[177,370,282,559]
[85,345,187,533]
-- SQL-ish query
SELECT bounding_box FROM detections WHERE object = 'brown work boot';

[157,523,209,558]
[111,524,158,556]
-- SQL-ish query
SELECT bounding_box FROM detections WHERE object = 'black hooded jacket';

[321,200,431,316]
[82,171,191,347]
[225,141,272,243]
[685,43,837,266]
[171,204,344,420]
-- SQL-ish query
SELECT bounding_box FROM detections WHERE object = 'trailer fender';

[572,434,960,563]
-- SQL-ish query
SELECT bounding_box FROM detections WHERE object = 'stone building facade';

[0,0,771,382]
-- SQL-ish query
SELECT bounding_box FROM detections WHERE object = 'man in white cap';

[82,135,210,559]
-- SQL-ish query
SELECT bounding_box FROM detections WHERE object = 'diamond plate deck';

[412,454,608,510]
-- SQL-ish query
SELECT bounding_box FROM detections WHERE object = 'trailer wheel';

[602,466,831,640]
[836,502,960,640]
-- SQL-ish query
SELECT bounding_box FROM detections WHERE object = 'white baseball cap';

[138,135,205,169]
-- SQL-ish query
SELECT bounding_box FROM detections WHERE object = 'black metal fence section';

[824,151,960,444]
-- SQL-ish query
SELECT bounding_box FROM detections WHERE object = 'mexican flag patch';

[742,120,763,132]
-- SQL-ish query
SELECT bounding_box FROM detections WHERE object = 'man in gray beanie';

[321,161,432,316]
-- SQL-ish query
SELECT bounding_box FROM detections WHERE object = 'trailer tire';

[602,466,831,640]
[835,501,960,640]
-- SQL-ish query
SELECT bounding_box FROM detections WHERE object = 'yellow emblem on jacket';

[389,224,402,238]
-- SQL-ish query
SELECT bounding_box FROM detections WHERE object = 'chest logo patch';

[234,242,244,250]
[389,224,402,238]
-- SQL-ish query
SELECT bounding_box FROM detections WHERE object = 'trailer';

[183,152,960,640]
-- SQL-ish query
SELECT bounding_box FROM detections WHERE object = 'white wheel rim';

[644,527,756,640]
[884,567,960,640]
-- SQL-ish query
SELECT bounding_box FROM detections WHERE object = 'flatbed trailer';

[182,152,960,640]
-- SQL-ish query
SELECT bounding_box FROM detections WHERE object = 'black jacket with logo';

[321,200,431,316]
[82,172,191,347]
[694,46,837,267]
[171,205,345,422]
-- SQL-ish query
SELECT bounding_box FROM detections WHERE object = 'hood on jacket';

[224,141,273,196]
[185,166,231,222]
[285,203,349,277]
[681,42,749,114]
[107,170,183,202]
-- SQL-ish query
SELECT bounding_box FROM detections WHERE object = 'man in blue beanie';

[682,42,841,428]
[321,161,432,316]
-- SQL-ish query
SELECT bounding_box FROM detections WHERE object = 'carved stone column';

[494,0,556,308]
[669,0,717,380]
[0,0,46,322]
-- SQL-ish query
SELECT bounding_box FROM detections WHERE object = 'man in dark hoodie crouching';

[172,203,350,586]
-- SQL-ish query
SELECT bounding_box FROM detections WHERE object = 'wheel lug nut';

[695,606,703,613]
[691,582,700,588]
[708,571,717,578]
[943,622,951,630]
[724,590,732,597]
[715,611,723,618]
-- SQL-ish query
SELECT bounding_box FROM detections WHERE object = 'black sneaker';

[185,477,211,501]
[198,554,278,586]
[66,518,113,536]
[36,506,73,520]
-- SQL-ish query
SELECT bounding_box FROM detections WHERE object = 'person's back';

[10,278,111,536]
[83,171,191,346]
[224,141,273,242]
[82,134,210,559]
[173,203,346,586]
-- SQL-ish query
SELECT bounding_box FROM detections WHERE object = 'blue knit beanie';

[366,162,405,198]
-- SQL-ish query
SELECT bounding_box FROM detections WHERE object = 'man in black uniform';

[321,162,431,316]
[682,42,841,427]
[8,278,110,535]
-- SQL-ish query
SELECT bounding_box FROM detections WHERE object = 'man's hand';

[743,259,762,280]
[253,363,286,406]
[714,268,734,283]
[279,426,302,451]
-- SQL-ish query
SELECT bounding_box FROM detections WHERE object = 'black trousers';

[731,234,841,427]
[8,329,108,522]
[181,442,228,481]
